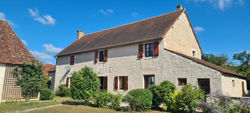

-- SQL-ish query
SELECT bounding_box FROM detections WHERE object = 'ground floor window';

[114,76,128,90]
[198,78,210,94]
[178,78,187,86]
[144,75,155,89]
[99,76,108,90]
[66,77,71,87]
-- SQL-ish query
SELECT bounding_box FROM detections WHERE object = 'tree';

[202,53,228,66]
[70,67,100,101]
[13,61,44,101]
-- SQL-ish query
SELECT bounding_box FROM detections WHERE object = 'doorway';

[198,79,210,94]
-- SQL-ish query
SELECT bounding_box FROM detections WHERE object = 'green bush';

[94,91,112,107]
[70,67,100,101]
[40,88,54,100]
[122,89,153,111]
[149,80,176,108]
[110,94,122,109]
[56,84,71,97]
[170,84,205,113]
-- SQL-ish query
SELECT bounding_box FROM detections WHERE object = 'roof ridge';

[79,9,185,39]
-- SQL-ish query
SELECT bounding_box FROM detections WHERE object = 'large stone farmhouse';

[0,20,39,102]
[54,7,248,97]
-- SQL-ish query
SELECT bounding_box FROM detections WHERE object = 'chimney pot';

[77,30,84,40]
[177,5,183,11]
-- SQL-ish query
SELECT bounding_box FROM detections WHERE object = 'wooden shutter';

[114,76,118,90]
[104,77,108,90]
[154,42,159,56]
[66,77,69,87]
[124,76,128,90]
[70,56,75,65]
[138,44,143,58]
[94,51,98,63]
[104,50,108,62]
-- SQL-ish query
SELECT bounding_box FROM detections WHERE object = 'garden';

[0,62,249,113]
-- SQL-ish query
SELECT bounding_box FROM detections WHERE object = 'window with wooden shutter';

[114,76,118,90]
[178,78,187,86]
[94,51,98,63]
[99,76,108,90]
[138,44,143,58]
[66,77,71,87]
[144,75,155,89]
[124,76,128,90]
[154,41,159,56]
[70,56,75,65]
[104,50,108,62]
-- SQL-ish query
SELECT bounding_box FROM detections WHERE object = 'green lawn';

[25,105,166,113]
[0,97,71,113]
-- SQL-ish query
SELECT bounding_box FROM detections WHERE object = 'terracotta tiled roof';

[57,9,186,56]
[165,49,247,78]
[0,19,38,64]
[43,64,56,76]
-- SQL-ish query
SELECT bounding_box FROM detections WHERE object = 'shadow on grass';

[62,100,85,105]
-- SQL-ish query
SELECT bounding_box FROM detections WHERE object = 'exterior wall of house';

[221,75,248,97]
[164,12,202,59]
[0,64,6,102]
[161,50,222,92]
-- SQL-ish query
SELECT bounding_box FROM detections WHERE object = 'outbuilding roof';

[0,19,37,64]
[57,9,194,56]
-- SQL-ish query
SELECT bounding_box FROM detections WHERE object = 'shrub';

[41,76,51,89]
[122,89,153,111]
[70,67,100,101]
[40,88,54,100]
[170,84,205,113]
[149,80,176,108]
[110,94,122,109]
[56,84,71,97]
[94,91,112,107]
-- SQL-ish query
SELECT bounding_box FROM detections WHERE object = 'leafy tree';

[41,76,51,89]
[70,67,100,101]
[202,53,228,66]
[13,61,44,101]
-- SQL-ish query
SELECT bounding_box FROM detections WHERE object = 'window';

[145,43,154,57]
[99,77,108,90]
[70,56,75,65]
[178,78,187,86]
[99,51,104,62]
[192,50,196,57]
[66,77,71,87]
[144,75,155,88]
[232,80,235,87]
[198,79,210,94]
[115,76,128,90]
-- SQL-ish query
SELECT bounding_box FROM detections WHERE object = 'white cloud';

[194,26,205,32]
[131,12,139,17]
[43,44,62,53]
[100,9,114,15]
[191,0,244,10]
[31,51,53,60]
[28,8,56,25]
[21,40,27,46]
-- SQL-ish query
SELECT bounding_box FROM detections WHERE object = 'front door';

[198,79,210,94]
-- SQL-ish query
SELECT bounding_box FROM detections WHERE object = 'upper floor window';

[70,56,75,65]
[192,50,196,57]
[145,43,154,57]
[99,51,104,62]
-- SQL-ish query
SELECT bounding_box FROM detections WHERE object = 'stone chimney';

[177,5,183,11]
[77,30,84,40]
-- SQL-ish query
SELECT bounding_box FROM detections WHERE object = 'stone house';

[54,6,248,97]
[0,20,39,102]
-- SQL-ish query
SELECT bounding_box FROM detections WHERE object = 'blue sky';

[0,0,249,64]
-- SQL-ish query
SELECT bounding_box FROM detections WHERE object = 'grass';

[0,97,71,113]
[25,105,167,113]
